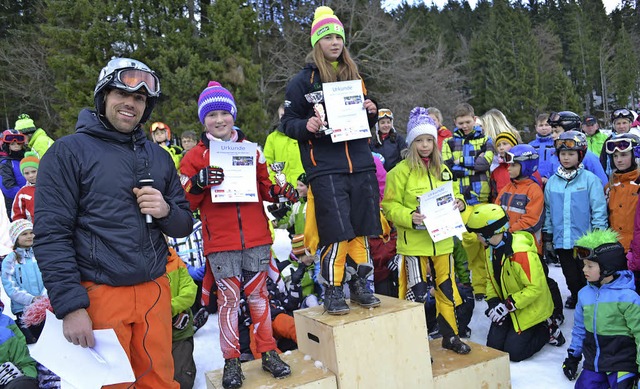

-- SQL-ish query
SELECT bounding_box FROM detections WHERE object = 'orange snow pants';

[83,276,178,389]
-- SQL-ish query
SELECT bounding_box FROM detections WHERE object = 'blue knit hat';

[197,81,237,124]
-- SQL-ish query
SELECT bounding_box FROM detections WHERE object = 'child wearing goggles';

[496,144,565,333]
[562,229,640,387]
[604,134,640,255]
[0,130,27,217]
[543,130,608,309]
[371,108,406,172]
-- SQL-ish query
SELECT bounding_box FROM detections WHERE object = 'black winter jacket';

[33,109,193,319]
[281,63,378,180]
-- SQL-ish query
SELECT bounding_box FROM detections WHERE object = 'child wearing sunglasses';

[370,108,406,172]
[543,130,608,310]
[382,107,470,354]
[0,130,27,218]
[562,229,640,388]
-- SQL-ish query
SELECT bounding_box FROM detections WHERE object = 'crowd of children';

[1,6,639,389]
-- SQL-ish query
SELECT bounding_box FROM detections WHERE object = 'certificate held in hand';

[322,80,371,143]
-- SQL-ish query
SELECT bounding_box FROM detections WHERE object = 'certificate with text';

[322,80,371,143]
[418,181,467,242]
[209,141,259,203]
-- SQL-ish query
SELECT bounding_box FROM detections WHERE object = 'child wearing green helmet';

[466,203,556,362]
[562,229,640,387]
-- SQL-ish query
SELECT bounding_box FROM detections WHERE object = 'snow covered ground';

[190,230,576,389]
[4,228,575,389]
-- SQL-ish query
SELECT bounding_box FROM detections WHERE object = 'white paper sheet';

[418,181,467,242]
[322,80,372,143]
[31,311,134,388]
[209,141,259,202]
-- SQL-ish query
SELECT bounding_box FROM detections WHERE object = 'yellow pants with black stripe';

[319,237,370,286]
[398,254,462,336]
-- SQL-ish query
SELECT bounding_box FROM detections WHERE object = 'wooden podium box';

[294,294,432,388]
[205,349,337,389]
[430,339,511,388]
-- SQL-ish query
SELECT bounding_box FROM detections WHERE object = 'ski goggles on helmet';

[574,243,622,261]
[554,138,580,150]
[547,112,561,127]
[3,133,26,144]
[605,138,635,154]
[378,109,393,120]
[612,108,632,120]
[504,151,539,164]
[150,122,168,132]
[113,68,160,97]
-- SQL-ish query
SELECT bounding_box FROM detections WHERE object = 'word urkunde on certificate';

[209,141,258,202]
[323,79,371,143]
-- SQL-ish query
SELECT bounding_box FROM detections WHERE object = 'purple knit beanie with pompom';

[406,107,438,145]
[197,81,237,124]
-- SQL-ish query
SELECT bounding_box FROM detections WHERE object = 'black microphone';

[139,177,154,224]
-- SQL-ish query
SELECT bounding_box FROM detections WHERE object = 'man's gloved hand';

[188,166,224,193]
[270,183,299,202]
[562,349,581,380]
[0,362,23,385]
[172,312,190,330]
[187,264,206,282]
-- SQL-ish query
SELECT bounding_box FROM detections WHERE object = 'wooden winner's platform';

[430,339,511,388]
[205,349,336,389]
[294,294,432,388]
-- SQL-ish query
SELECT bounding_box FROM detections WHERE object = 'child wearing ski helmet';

[545,111,608,187]
[562,229,640,387]
[466,204,554,361]
[604,133,640,252]
[543,130,608,309]
[495,144,565,343]
[599,108,640,176]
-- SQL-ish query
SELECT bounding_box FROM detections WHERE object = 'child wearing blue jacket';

[1,220,46,344]
[529,113,555,183]
[543,131,608,310]
[562,229,640,388]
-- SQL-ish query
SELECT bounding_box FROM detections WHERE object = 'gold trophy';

[270,162,288,203]
[304,91,333,135]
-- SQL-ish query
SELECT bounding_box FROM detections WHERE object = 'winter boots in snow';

[324,285,350,315]
[262,350,291,379]
[222,358,243,389]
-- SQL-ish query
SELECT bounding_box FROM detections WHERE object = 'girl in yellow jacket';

[382,107,470,354]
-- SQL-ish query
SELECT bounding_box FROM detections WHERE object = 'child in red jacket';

[180,81,298,389]
[11,152,39,222]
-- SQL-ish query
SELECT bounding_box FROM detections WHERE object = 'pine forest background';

[2,0,640,144]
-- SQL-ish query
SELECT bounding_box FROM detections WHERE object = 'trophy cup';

[270,162,288,203]
[304,91,333,135]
